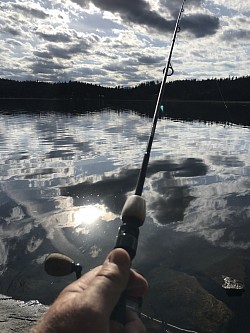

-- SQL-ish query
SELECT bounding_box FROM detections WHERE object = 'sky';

[0,0,249,87]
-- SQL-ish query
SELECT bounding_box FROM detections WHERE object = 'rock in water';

[143,267,232,333]
[222,275,245,296]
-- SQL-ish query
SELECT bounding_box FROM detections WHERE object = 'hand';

[32,248,148,333]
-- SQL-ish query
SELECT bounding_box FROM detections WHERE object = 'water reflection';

[73,204,116,229]
[0,101,250,332]
[74,205,102,226]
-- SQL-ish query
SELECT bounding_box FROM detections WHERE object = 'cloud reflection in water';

[0,107,250,317]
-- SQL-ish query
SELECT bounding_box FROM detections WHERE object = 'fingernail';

[107,248,130,268]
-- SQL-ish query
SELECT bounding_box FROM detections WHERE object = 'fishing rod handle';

[110,293,143,333]
[110,291,127,333]
[110,195,146,332]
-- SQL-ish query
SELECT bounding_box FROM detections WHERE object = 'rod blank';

[135,0,186,196]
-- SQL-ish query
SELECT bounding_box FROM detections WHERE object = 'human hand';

[32,248,148,333]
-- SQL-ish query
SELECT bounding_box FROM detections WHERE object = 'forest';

[0,76,249,101]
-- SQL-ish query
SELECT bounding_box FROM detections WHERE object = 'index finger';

[127,270,148,298]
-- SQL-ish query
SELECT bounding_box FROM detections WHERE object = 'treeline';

[0,76,249,101]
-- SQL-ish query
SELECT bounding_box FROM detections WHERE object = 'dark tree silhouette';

[0,76,249,101]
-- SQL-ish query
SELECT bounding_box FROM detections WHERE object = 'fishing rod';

[111,0,187,331]
[135,0,186,197]
[44,1,187,332]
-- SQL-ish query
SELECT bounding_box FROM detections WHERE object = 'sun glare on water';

[73,205,103,226]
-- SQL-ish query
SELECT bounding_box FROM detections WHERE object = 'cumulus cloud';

[36,31,72,43]
[31,60,67,74]
[0,0,248,84]
[159,0,203,17]
[33,28,96,65]
[182,14,220,37]
[221,29,250,41]
[138,55,165,65]
[3,25,22,36]
[46,41,90,59]
[70,0,220,38]
[12,2,48,19]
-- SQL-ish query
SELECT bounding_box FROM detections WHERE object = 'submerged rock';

[143,267,232,333]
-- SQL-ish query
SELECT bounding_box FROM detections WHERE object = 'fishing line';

[140,312,199,333]
[215,79,234,124]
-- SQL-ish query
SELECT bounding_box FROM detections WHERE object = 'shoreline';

[0,294,47,333]
[0,97,249,103]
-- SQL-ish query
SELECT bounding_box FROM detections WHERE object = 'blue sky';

[0,0,249,86]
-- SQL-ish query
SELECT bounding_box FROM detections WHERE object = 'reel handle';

[44,253,82,279]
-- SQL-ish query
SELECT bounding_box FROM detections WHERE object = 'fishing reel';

[44,194,146,333]
[44,194,146,279]
[44,251,143,317]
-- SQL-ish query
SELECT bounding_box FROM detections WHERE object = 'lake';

[0,99,250,333]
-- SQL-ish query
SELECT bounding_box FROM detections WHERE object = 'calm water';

[0,100,250,333]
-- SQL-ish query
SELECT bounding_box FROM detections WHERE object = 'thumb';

[87,248,131,316]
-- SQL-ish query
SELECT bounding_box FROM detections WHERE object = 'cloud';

[33,51,53,59]
[0,0,248,84]
[221,29,250,41]
[74,67,107,77]
[12,2,48,19]
[5,38,23,47]
[34,31,94,62]
[182,14,220,37]
[36,32,72,43]
[138,55,165,65]
[159,0,203,17]
[31,60,67,74]
[3,25,22,36]
[70,0,220,38]
[46,42,90,59]
[103,63,138,75]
